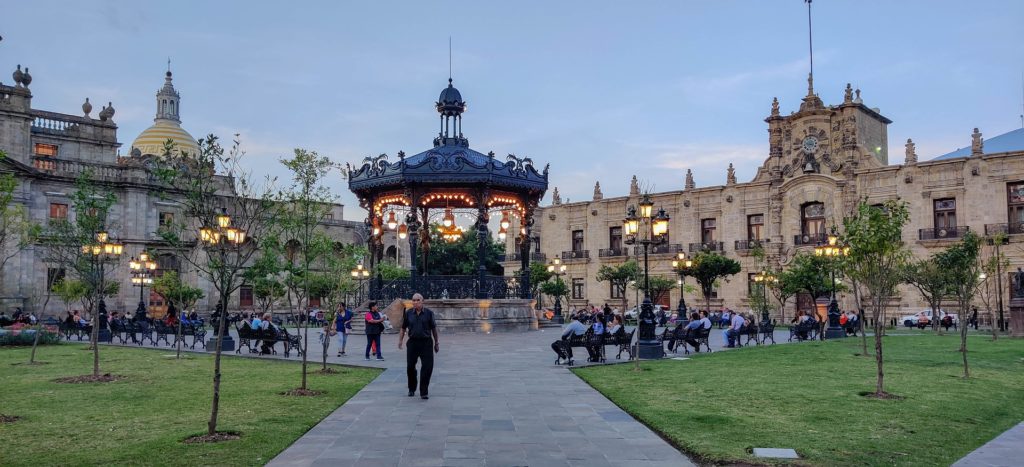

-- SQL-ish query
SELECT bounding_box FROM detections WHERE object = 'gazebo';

[348,79,549,303]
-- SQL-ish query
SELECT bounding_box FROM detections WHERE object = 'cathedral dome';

[129,68,201,157]
[131,119,200,157]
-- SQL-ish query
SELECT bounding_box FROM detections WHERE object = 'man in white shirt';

[551,315,588,364]
[724,312,745,348]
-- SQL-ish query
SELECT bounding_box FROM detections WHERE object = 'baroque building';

[509,76,1024,319]
[0,63,364,316]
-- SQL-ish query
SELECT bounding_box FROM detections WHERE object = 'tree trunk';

[176,307,183,359]
[990,311,999,341]
[873,299,885,396]
[92,312,101,377]
[321,331,329,371]
[960,303,971,378]
[30,324,42,363]
[207,288,228,436]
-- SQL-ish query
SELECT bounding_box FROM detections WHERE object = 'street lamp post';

[671,252,692,316]
[199,208,248,351]
[546,258,567,324]
[623,194,670,359]
[81,230,124,344]
[752,269,778,324]
[128,252,158,319]
[814,227,850,339]
[350,260,371,305]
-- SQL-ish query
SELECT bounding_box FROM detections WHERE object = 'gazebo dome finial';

[435,78,468,147]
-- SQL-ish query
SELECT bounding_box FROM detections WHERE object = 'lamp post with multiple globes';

[671,252,692,316]
[198,208,248,350]
[128,251,158,318]
[80,229,123,354]
[752,269,778,323]
[546,258,567,324]
[351,260,371,305]
[814,226,850,338]
[623,194,670,359]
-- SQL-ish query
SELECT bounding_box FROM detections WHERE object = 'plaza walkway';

[267,329,698,467]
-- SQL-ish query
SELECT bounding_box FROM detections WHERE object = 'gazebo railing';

[370,275,520,302]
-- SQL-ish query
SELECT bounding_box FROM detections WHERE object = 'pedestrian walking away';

[332,303,353,356]
[398,293,439,399]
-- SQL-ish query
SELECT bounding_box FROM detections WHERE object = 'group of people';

[0,308,38,327]
[552,305,627,364]
[326,301,387,361]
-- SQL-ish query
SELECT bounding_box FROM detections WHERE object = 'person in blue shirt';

[585,313,606,362]
[332,303,353,357]
[250,314,263,331]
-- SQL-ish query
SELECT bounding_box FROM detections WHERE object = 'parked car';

[624,305,665,320]
[900,309,958,328]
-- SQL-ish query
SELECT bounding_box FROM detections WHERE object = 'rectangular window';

[159,212,174,228]
[47,268,66,289]
[308,297,322,308]
[934,198,956,230]
[747,214,764,241]
[572,278,585,300]
[532,236,541,253]
[1008,183,1024,227]
[610,282,623,299]
[239,285,253,308]
[49,203,68,219]
[572,230,584,252]
[34,143,58,157]
[609,226,622,251]
[701,218,716,243]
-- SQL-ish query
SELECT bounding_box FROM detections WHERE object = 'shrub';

[0,328,61,346]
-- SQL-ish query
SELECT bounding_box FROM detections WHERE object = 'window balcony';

[985,223,1024,236]
[561,250,590,262]
[651,243,683,255]
[688,241,724,253]
[499,252,545,263]
[734,239,769,251]
[598,247,630,258]
[794,233,828,246]
[918,226,969,241]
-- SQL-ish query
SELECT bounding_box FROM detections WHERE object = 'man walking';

[398,293,439,399]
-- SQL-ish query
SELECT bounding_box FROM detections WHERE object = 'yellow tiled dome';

[131,119,200,157]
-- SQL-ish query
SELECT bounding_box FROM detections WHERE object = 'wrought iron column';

[520,215,533,299]
[476,203,489,299]
[407,212,421,294]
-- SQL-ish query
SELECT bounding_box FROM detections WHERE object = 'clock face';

[802,136,819,154]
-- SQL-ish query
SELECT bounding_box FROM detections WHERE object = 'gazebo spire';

[435,78,468,147]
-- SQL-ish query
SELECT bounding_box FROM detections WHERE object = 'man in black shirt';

[398,293,439,399]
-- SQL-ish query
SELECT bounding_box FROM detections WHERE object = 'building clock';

[802,136,819,154]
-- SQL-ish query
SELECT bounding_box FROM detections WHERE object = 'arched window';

[801,202,826,241]
[161,99,167,114]
[385,245,397,262]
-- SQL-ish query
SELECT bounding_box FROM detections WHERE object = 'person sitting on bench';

[667,312,702,352]
[551,314,587,365]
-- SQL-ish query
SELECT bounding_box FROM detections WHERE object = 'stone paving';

[952,422,1024,467]
[267,328,701,467]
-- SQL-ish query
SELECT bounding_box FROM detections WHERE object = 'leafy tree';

[527,262,552,308]
[841,200,911,397]
[902,256,950,333]
[38,173,119,378]
[596,260,639,311]
[539,277,568,307]
[768,269,801,324]
[976,234,1009,341]
[152,270,205,359]
[786,253,834,305]
[935,231,983,377]
[689,252,741,314]
[425,224,503,276]
[51,278,88,314]
[276,148,337,393]
[376,259,411,281]
[0,150,40,293]
[645,275,677,307]
[155,135,278,437]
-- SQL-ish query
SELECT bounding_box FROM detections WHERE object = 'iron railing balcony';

[499,252,545,263]
[561,250,590,261]
[794,233,828,246]
[985,223,1024,236]
[688,241,723,253]
[598,247,630,258]
[919,226,969,241]
[735,239,769,251]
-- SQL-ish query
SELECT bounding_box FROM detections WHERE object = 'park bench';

[171,322,207,350]
[109,319,132,344]
[606,328,635,360]
[237,323,303,357]
[759,320,776,345]
[788,320,819,342]
[153,321,176,346]
[59,321,90,341]
[736,322,759,347]
[843,319,861,336]
[132,320,154,346]
[662,324,712,354]
[553,330,591,366]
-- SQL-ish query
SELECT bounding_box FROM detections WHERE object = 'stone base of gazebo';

[379,298,538,333]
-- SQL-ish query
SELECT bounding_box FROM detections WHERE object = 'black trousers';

[406,338,434,396]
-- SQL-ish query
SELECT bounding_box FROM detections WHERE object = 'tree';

[976,234,1009,341]
[688,252,741,315]
[539,277,568,308]
[276,148,337,393]
[841,200,911,397]
[768,269,801,324]
[935,231,983,377]
[155,135,278,438]
[903,256,950,333]
[527,262,552,308]
[425,225,503,276]
[304,241,363,372]
[38,173,119,378]
[596,260,639,311]
[0,150,40,294]
[152,270,205,359]
[631,275,676,308]
[376,259,411,281]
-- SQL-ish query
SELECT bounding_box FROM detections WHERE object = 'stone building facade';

[0,63,364,316]
[507,77,1024,319]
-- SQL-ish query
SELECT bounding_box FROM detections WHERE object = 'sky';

[3,0,1024,220]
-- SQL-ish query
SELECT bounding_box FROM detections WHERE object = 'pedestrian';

[364,302,385,361]
[332,302,353,356]
[398,293,439,399]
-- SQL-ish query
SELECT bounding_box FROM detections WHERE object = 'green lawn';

[574,335,1024,466]
[0,344,381,466]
